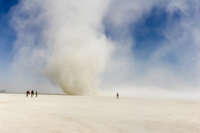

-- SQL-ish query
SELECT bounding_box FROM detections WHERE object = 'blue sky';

[0,0,18,71]
[132,6,182,60]
[101,0,200,90]
[105,5,183,62]
[0,1,184,69]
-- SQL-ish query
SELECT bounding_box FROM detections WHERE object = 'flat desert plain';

[0,94,200,133]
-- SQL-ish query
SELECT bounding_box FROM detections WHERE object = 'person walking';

[31,90,34,97]
[35,90,38,97]
[116,92,119,99]
[26,90,30,97]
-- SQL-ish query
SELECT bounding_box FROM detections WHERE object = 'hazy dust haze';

[8,0,200,97]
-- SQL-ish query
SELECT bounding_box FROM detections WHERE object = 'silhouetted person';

[116,92,119,99]
[35,90,38,97]
[31,90,34,97]
[26,90,30,97]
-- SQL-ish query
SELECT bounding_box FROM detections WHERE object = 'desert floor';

[0,94,200,133]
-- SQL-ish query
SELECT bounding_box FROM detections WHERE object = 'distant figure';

[31,90,34,97]
[26,90,30,97]
[116,92,119,99]
[35,90,38,97]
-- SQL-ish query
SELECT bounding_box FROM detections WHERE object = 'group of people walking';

[26,90,38,97]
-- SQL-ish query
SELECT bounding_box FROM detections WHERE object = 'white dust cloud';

[11,0,112,95]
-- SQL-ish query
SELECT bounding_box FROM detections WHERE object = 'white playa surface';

[0,94,200,133]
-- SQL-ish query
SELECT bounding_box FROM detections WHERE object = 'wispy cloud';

[102,0,200,95]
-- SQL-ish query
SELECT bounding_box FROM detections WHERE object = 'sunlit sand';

[0,94,200,133]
